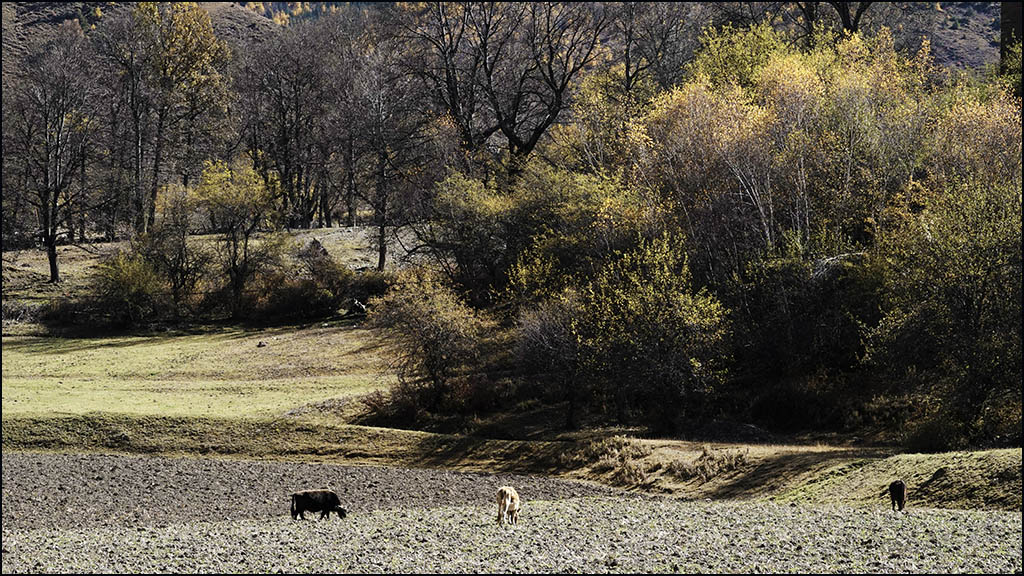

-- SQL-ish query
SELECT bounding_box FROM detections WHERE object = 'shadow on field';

[0,328,237,354]
[704,448,892,500]
[409,433,574,476]
[0,332,180,353]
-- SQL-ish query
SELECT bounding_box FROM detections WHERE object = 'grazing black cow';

[291,489,347,520]
[889,479,907,511]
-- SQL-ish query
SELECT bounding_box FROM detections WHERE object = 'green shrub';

[748,374,852,432]
[360,381,423,427]
[367,269,487,410]
[34,297,102,328]
[249,240,353,321]
[731,250,881,379]
[141,183,211,314]
[978,389,1023,447]
[516,293,587,429]
[870,180,1021,445]
[91,251,169,326]
[347,269,393,308]
[576,234,731,431]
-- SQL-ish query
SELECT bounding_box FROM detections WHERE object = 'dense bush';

[903,413,969,454]
[515,235,731,433]
[585,235,730,432]
[136,185,211,316]
[346,269,393,307]
[869,180,1022,446]
[90,252,169,326]
[249,240,353,321]
[367,270,487,411]
[516,294,586,428]
[731,247,882,378]
[194,160,283,318]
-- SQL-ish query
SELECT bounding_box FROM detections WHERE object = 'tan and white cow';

[496,486,520,526]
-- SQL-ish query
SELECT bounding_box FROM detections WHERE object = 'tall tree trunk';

[46,240,60,283]
[346,135,356,227]
[43,148,60,282]
[320,175,333,228]
[798,2,820,46]
[182,121,195,188]
[78,155,87,242]
[147,108,168,233]
[133,110,145,235]
[315,178,325,228]
[134,119,144,234]
[376,151,387,271]
[42,189,60,283]
[106,118,126,241]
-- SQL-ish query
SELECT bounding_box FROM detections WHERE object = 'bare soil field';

[2,452,1020,574]
[0,452,630,531]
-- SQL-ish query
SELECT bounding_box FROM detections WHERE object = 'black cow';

[291,489,348,520]
[889,479,907,511]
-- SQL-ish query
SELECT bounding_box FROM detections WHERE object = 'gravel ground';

[2,453,1021,573]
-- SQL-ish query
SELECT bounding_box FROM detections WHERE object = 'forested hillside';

[2,2,1021,450]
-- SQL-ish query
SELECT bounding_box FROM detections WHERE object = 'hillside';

[1,2,1007,77]
[930,1,1002,69]
[1,2,275,77]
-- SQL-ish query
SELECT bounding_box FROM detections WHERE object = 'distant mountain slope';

[0,2,1006,81]
[930,2,1002,69]
[232,1,1004,71]
[2,2,276,78]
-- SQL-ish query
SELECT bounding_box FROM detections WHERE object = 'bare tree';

[826,1,872,33]
[6,23,99,282]
[94,10,153,237]
[353,17,436,271]
[236,22,328,229]
[471,2,609,168]
[400,2,495,156]
[633,2,707,91]
[316,7,370,227]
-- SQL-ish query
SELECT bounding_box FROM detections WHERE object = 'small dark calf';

[888,479,906,511]
[291,489,348,520]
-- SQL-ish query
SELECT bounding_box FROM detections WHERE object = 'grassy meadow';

[2,324,387,418]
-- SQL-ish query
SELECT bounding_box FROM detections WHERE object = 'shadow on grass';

[408,432,576,476]
[703,447,893,500]
[1,316,381,356]
[0,327,240,355]
[1,413,578,478]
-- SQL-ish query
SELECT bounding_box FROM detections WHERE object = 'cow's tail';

[290,494,296,518]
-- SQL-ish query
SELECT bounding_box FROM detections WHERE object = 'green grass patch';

[775,449,1023,510]
[2,324,389,419]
